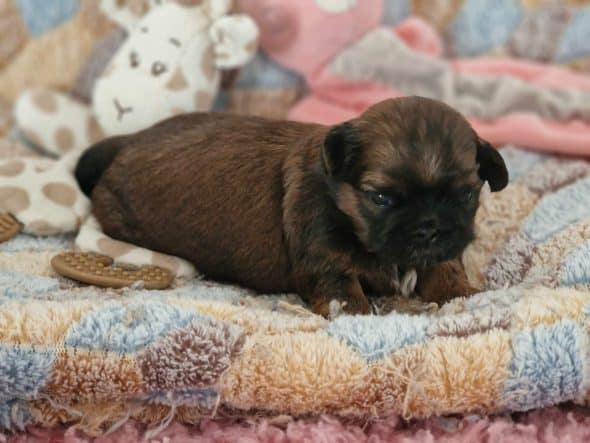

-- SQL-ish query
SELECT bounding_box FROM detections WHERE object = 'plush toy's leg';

[14,89,104,157]
[76,216,197,279]
[0,153,91,235]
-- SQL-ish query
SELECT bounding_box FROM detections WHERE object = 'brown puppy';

[75,97,508,316]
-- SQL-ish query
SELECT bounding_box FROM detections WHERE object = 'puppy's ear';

[476,138,508,192]
[322,122,362,176]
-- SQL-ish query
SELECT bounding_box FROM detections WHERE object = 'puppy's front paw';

[310,294,371,318]
[416,260,479,304]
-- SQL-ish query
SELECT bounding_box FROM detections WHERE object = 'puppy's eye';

[129,51,139,68]
[368,192,396,208]
[151,61,167,76]
[460,190,475,203]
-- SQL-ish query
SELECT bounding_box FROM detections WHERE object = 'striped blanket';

[0,145,588,436]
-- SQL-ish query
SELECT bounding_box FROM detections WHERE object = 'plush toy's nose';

[113,98,133,121]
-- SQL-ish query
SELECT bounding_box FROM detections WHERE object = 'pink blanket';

[239,1,590,156]
[12,407,590,443]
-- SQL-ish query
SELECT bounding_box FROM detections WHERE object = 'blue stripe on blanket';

[560,240,590,286]
[15,0,78,37]
[450,0,523,56]
[380,0,410,26]
[522,177,590,243]
[64,301,208,353]
[326,314,429,361]
[555,6,590,62]
[0,233,74,253]
[0,273,60,300]
[0,345,54,401]
[500,146,547,183]
[0,400,31,431]
[501,320,584,411]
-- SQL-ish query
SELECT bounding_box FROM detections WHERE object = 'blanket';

[0,144,588,437]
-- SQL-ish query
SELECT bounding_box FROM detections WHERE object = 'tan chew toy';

[51,251,174,289]
[0,213,22,242]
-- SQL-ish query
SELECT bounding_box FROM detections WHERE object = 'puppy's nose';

[413,217,439,242]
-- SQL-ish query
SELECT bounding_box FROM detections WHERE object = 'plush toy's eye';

[151,61,167,76]
[367,191,397,208]
[129,51,140,68]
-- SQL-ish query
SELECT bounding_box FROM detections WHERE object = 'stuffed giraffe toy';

[14,0,258,156]
[0,0,258,279]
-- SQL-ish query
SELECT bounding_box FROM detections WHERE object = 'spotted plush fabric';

[0,144,588,436]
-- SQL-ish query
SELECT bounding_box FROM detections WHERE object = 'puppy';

[75,97,508,316]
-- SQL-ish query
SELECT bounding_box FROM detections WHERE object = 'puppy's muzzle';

[412,216,440,245]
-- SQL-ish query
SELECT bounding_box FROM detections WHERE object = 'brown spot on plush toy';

[0,160,25,177]
[0,186,30,214]
[42,182,78,207]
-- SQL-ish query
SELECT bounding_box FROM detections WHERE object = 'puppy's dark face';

[322,97,508,269]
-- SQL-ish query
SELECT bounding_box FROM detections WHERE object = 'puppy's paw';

[311,295,372,318]
[416,260,479,304]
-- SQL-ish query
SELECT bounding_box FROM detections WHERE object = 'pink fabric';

[451,58,590,92]
[290,93,590,156]
[236,0,383,77]
[393,17,443,58]
[269,11,590,156]
[308,69,404,112]
[10,407,590,443]
[471,115,590,156]
[289,95,358,124]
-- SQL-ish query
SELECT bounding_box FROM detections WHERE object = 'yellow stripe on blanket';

[221,332,372,415]
[0,299,97,344]
[512,288,590,328]
[373,331,511,418]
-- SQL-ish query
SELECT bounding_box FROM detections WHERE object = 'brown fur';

[80,97,508,316]
[415,259,479,304]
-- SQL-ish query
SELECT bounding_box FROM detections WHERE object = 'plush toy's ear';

[203,0,233,19]
[476,138,508,192]
[174,28,219,92]
[210,15,259,69]
[322,122,362,177]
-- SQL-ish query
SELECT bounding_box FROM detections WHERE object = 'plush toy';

[14,0,258,156]
[0,152,88,235]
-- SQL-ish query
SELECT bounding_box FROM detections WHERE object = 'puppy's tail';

[75,137,122,197]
